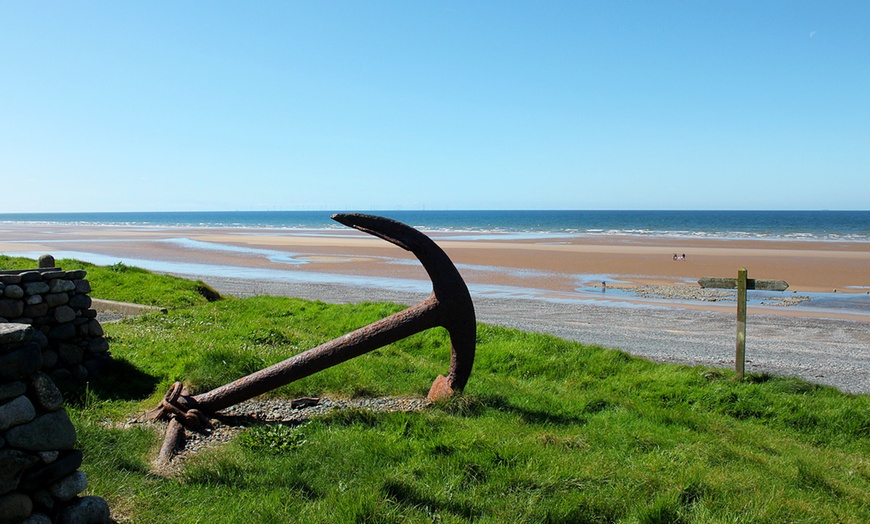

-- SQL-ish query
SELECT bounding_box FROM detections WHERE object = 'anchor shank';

[192,297,442,413]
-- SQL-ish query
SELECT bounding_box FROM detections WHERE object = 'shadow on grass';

[383,479,482,520]
[63,357,159,405]
[435,394,587,426]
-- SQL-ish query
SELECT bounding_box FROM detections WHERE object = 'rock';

[0,449,39,495]
[0,299,24,319]
[3,285,24,299]
[58,344,83,365]
[25,295,43,305]
[0,492,33,523]
[45,293,70,308]
[41,350,58,369]
[37,451,59,463]
[29,373,64,412]
[49,279,76,294]
[49,323,77,340]
[24,282,50,295]
[86,320,103,338]
[49,471,88,501]
[4,410,77,451]
[0,382,26,402]
[54,306,77,324]
[23,303,49,318]
[0,342,42,381]
[30,489,54,511]
[23,512,52,524]
[68,294,92,309]
[56,496,110,524]
[49,369,72,384]
[37,254,55,268]
[86,338,109,355]
[73,280,91,294]
[66,271,87,281]
[0,395,36,431]
[30,330,48,349]
[0,324,31,346]
[18,450,82,492]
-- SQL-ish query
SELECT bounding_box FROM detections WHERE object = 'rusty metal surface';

[150,213,476,436]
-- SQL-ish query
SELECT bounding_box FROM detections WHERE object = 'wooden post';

[735,268,747,380]
[699,271,787,382]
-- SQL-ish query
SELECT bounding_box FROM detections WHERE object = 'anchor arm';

[192,297,442,413]
[151,213,476,431]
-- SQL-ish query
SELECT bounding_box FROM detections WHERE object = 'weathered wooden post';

[698,271,788,381]
[735,268,747,380]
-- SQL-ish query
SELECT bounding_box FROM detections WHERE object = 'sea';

[1,210,869,242]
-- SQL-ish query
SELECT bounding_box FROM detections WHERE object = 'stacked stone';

[0,258,110,384]
[0,323,110,523]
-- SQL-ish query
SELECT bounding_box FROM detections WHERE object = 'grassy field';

[0,255,218,308]
[4,256,869,523]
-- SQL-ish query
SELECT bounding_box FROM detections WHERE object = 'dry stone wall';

[0,323,110,524]
[0,258,110,384]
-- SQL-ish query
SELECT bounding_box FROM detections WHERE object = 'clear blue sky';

[2,2,868,212]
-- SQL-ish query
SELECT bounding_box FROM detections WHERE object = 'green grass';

[0,255,219,307]
[10,258,868,522]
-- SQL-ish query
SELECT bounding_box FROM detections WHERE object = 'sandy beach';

[2,221,868,313]
[2,221,869,393]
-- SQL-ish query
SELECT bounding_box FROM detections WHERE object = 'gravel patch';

[621,284,812,307]
[130,396,431,473]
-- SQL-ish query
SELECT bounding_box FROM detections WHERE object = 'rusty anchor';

[149,213,476,459]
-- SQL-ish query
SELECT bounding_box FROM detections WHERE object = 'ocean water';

[2,210,869,242]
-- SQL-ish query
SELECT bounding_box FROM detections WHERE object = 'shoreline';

[1,222,868,320]
[2,222,869,393]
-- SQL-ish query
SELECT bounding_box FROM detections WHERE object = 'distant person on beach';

[601,281,606,292]
[673,253,678,260]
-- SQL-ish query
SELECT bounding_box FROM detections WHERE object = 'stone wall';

[0,323,109,524]
[0,258,110,384]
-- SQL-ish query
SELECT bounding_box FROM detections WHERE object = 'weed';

[238,424,307,453]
